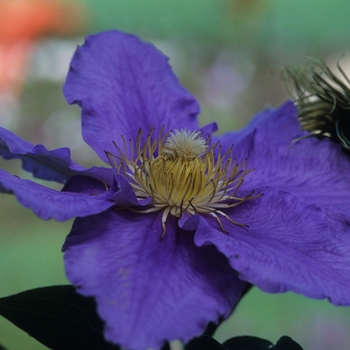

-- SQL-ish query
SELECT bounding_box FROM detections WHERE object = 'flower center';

[163,129,207,160]
[106,128,257,236]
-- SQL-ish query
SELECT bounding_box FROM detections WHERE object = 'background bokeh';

[1,1,350,349]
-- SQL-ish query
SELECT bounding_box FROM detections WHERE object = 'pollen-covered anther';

[163,129,207,160]
[106,128,258,236]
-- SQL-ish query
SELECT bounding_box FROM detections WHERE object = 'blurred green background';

[1,0,350,349]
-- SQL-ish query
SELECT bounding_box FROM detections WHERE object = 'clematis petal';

[199,122,218,138]
[214,101,300,150]
[230,117,350,232]
[242,100,301,145]
[0,126,115,184]
[191,186,350,305]
[63,210,246,350]
[63,30,200,163]
[110,174,151,206]
[0,169,116,221]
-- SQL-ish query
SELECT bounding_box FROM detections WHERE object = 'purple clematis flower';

[1,30,350,349]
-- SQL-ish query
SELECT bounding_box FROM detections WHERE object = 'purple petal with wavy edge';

[225,114,350,233]
[0,169,116,221]
[0,126,115,184]
[63,30,200,163]
[198,122,218,138]
[214,101,300,151]
[110,174,151,206]
[187,186,350,305]
[63,210,245,350]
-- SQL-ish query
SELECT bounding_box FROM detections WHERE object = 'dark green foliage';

[0,285,119,350]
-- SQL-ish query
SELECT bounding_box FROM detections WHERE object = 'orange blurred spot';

[0,41,32,94]
[0,0,87,94]
[0,0,86,41]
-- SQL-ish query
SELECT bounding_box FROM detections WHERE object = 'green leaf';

[185,335,226,350]
[223,335,303,350]
[0,285,119,350]
[273,336,303,350]
[223,335,272,350]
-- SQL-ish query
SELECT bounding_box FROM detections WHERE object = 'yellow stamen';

[106,128,259,235]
